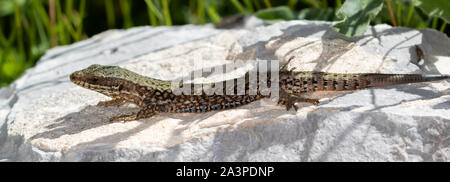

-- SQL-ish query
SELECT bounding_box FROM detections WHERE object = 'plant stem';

[161,0,172,26]
[49,0,57,47]
[105,0,116,28]
[386,0,397,27]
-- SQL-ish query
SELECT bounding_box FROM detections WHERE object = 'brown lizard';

[70,64,450,121]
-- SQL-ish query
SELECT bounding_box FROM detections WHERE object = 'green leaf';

[254,6,295,21]
[297,8,337,21]
[414,0,449,22]
[332,0,384,37]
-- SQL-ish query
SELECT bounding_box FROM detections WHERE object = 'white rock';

[0,20,449,161]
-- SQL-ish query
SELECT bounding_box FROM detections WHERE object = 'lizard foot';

[98,99,128,107]
[279,56,292,72]
[279,56,296,72]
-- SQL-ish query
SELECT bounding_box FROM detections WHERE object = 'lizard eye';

[118,85,123,91]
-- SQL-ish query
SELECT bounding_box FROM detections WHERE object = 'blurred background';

[0,0,448,87]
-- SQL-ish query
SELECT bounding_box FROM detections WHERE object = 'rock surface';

[0,19,449,161]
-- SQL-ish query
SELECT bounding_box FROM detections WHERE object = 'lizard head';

[70,64,140,97]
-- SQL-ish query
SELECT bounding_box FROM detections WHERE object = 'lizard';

[70,64,450,121]
[70,64,308,121]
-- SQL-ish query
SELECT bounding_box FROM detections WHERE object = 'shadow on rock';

[29,105,139,140]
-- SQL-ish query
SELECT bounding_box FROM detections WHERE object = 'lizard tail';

[365,74,450,87]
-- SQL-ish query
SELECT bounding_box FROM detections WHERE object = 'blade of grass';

[105,0,116,28]
[161,0,172,26]
[405,2,414,27]
[21,12,35,61]
[62,14,77,41]
[264,0,272,8]
[230,0,247,14]
[439,22,446,32]
[32,3,49,45]
[75,0,86,41]
[35,0,50,29]
[145,0,158,26]
[243,0,254,13]
[396,0,402,26]
[55,0,67,44]
[204,1,221,23]
[65,0,74,24]
[336,0,342,9]
[28,22,38,61]
[14,0,25,61]
[188,0,200,24]
[197,0,205,24]
[431,16,438,29]
[59,0,79,42]
[145,0,164,25]
[288,0,299,10]
[120,0,133,28]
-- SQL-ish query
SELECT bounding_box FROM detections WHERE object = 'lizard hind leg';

[110,105,163,121]
[278,90,319,111]
[109,110,158,122]
[110,112,139,122]
[110,105,159,122]
[98,98,128,107]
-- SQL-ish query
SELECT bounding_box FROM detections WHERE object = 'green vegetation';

[0,0,448,87]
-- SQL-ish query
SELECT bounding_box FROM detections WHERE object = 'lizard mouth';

[69,72,99,89]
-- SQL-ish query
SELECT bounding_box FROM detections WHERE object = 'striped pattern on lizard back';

[70,64,270,115]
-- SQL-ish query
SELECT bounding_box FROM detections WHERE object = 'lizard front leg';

[98,98,128,107]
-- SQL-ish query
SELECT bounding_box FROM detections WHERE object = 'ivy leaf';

[332,0,384,37]
[414,0,449,22]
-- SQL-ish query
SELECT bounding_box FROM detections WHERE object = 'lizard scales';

[280,71,450,95]
[70,64,450,121]
[70,64,272,121]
